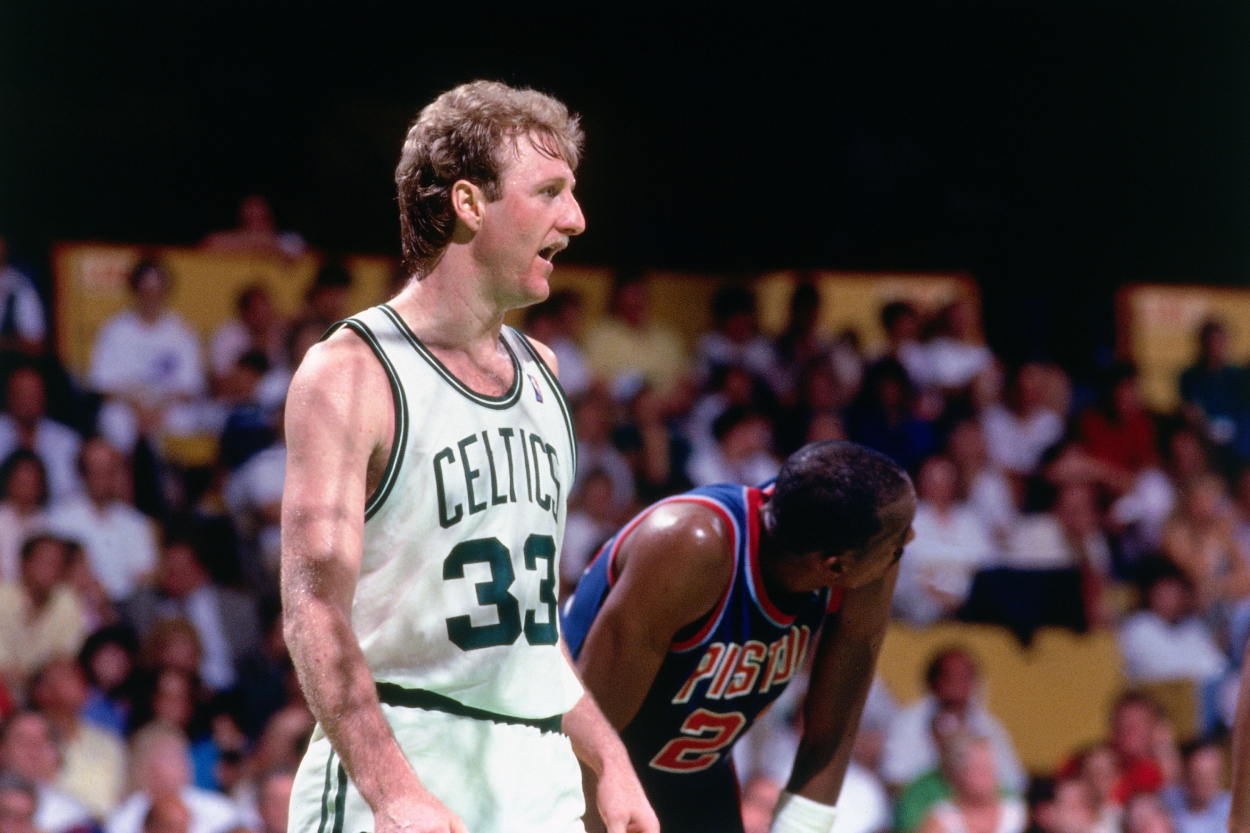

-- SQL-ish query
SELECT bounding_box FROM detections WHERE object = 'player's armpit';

[575,502,735,729]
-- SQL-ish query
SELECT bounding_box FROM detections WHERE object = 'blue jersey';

[561,483,841,799]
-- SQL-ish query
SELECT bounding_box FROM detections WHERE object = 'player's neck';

[756,521,816,605]
[389,256,507,352]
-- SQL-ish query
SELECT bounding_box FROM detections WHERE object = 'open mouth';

[538,240,566,264]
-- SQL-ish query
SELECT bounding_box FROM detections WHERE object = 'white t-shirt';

[88,309,206,401]
[46,496,158,601]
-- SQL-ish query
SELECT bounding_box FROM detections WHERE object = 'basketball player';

[281,82,656,833]
[562,440,916,833]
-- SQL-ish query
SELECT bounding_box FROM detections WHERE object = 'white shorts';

[288,700,586,833]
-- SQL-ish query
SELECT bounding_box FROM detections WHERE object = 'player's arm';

[777,563,901,831]
[575,502,736,727]
[1230,640,1250,833]
[280,332,466,833]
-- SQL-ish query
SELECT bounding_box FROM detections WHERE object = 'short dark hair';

[767,440,913,555]
[127,258,172,293]
[0,448,48,506]
[924,645,978,689]
[881,300,917,331]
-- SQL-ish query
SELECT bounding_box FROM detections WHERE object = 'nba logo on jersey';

[529,374,544,402]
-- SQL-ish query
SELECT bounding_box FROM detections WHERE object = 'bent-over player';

[562,440,916,833]
[281,81,656,833]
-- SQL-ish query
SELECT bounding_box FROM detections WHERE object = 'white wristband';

[769,791,837,833]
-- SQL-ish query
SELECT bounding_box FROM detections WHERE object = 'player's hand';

[374,789,470,833]
[594,762,659,833]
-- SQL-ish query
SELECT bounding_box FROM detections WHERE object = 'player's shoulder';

[513,329,559,376]
[618,499,736,584]
[285,324,392,427]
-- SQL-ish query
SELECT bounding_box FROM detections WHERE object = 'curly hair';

[395,80,583,278]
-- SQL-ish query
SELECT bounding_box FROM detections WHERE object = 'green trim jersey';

[326,304,583,720]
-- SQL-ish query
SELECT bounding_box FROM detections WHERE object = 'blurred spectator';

[28,658,126,819]
[1022,776,1099,833]
[1178,319,1250,463]
[0,772,40,833]
[686,363,769,456]
[982,363,1066,478]
[685,405,780,487]
[693,284,780,393]
[0,363,82,504]
[46,438,159,603]
[142,794,190,833]
[0,450,50,582]
[523,290,592,400]
[1117,563,1231,731]
[1160,737,1231,833]
[199,196,306,260]
[894,455,997,625]
[105,722,241,833]
[220,596,296,741]
[222,410,285,594]
[88,260,208,455]
[0,236,47,360]
[570,389,635,512]
[207,285,286,391]
[583,273,689,400]
[248,767,295,833]
[845,357,939,475]
[882,646,1026,794]
[78,626,140,738]
[874,300,933,390]
[769,281,832,404]
[63,541,119,633]
[559,469,624,600]
[915,732,1027,833]
[1160,474,1250,625]
[0,534,87,692]
[0,709,94,833]
[1069,744,1122,833]
[945,419,1020,549]
[923,297,995,394]
[293,262,351,335]
[120,532,259,693]
[611,382,692,506]
[1078,362,1160,476]
[1005,483,1116,626]
[774,358,851,457]
[1122,791,1177,833]
[1061,693,1166,807]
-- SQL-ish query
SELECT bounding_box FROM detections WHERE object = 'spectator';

[28,658,126,819]
[199,195,306,260]
[87,260,208,455]
[120,532,259,693]
[0,450,50,582]
[78,626,140,738]
[221,409,286,594]
[1022,776,1099,833]
[0,236,47,360]
[845,357,939,475]
[522,290,592,400]
[923,297,995,394]
[207,285,286,391]
[1063,693,1166,806]
[249,767,295,833]
[1078,362,1160,476]
[1160,474,1250,622]
[916,732,1027,833]
[570,389,635,512]
[945,419,1020,549]
[692,284,780,392]
[0,534,87,692]
[582,273,689,400]
[874,300,933,390]
[0,710,93,833]
[981,363,1067,478]
[219,596,297,742]
[292,262,351,336]
[1178,319,1250,464]
[46,438,159,603]
[882,646,1027,794]
[0,363,82,504]
[611,382,693,506]
[1160,737,1231,833]
[559,469,624,600]
[773,357,852,457]
[1123,791,1177,833]
[685,405,780,487]
[769,281,835,405]
[142,794,190,833]
[0,772,40,833]
[894,455,997,625]
[105,722,241,833]
[1117,563,1231,731]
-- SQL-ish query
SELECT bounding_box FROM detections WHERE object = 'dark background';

[3,3,1248,376]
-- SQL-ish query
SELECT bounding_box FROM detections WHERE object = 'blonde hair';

[395,80,583,277]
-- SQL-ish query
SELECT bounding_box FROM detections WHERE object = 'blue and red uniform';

[561,483,843,833]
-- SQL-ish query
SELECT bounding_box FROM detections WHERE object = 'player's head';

[395,80,584,278]
[763,440,915,589]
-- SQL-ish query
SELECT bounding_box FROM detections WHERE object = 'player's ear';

[451,180,486,231]
[824,551,849,578]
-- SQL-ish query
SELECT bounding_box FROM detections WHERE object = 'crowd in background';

[0,214,1249,833]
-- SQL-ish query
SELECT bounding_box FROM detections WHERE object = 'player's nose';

[560,194,586,237]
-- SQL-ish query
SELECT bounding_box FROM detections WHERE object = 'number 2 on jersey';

[442,535,558,651]
[649,709,748,773]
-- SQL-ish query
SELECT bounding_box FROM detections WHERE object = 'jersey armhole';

[322,318,408,520]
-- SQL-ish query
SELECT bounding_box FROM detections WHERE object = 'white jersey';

[332,304,583,720]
